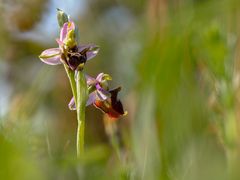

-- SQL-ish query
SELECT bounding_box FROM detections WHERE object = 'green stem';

[63,65,88,158]
[64,64,77,104]
[76,71,88,158]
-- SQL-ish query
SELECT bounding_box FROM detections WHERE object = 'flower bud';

[57,8,69,27]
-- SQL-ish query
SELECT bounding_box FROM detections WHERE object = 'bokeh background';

[1,0,240,179]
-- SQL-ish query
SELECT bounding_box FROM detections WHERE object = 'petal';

[60,21,75,41]
[87,92,97,106]
[56,38,64,47]
[86,48,99,60]
[39,48,62,65]
[68,97,76,110]
[96,84,111,101]
[85,74,97,86]
[68,92,97,110]
[96,73,112,82]
[78,44,100,61]
[60,22,68,41]
[78,44,91,52]
[96,73,104,82]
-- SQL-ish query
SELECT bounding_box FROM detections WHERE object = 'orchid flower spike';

[38,9,126,158]
[39,20,99,71]
[69,73,127,119]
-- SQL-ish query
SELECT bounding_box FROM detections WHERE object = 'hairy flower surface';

[94,87,126,119]
[39,21,99,71]
[69,73,126,119]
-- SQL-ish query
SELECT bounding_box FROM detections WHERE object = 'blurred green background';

[1,0,240,179]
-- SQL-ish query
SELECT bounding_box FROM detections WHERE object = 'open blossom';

[39,21,99,71]
[69,73,126,119]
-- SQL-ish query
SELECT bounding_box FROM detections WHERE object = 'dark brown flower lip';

[67,52,87,70]
[94,100,124,119]
[109,87,125,115]
[60,46,91,70]
[93,87,126,119]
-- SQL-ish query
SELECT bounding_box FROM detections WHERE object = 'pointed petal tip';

[56,39,64,47]
[68,97,76,110]
[103,73,112,81]
[96,73,112,83]
[87,92,97,106]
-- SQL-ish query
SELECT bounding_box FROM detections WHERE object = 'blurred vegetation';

[1,0,240,179]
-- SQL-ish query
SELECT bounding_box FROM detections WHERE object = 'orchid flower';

[39,21,99,71]
[69,73,126,119]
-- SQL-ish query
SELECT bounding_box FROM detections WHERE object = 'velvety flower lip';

[39,21,99,70]
[94,87,126,119]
